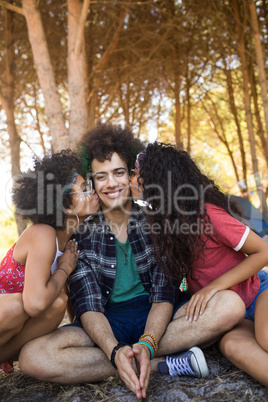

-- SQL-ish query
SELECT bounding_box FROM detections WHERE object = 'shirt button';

[111,265,115,268]
[110,236,113,240]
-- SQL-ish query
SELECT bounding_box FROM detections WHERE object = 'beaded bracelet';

[139,337,155,353]
[110,342,131,369]
[138,341,154,360]
[56,267,69,279]
[139,333,158,353]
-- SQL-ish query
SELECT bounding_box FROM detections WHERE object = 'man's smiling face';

[92,152,131,211]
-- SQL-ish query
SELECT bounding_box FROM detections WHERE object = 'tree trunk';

[174,75,182,149]
[68,0,88,148]
[119,76,131,127]
[232,0,267,214]
[22,0,67,151]
[1,7,26,235]
[248,0,268,141]
[202,100,241,188]
[33,83,46,155]
[86,7,127,128]
[223,55,248,193]
[87,91,98,129]
[249,57,268,167]
[125,76,131,127]
[186,67,191,153]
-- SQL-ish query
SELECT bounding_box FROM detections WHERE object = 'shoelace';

[166,355,196,377]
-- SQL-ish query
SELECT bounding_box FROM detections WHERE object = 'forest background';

[0,0,268,259]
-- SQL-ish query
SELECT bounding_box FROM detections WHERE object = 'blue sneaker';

[158,347,209,378]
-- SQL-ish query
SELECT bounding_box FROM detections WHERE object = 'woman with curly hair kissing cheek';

[0,150,99,373]
[131,142,268,387]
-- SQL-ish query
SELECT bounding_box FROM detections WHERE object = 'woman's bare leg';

[0,293,29,345]
[254,289,268,351]
[220,294,268,388]
[0,291,68,363]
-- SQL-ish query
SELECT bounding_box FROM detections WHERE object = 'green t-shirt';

[109,237,149,303]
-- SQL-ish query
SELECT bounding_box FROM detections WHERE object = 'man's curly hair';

[12,150,83,230]
[139,142,242,285]
[78,123,144,174]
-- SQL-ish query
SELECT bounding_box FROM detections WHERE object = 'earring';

[73,212,80,227]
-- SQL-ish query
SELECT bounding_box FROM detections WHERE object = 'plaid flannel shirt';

[69,202,179,318]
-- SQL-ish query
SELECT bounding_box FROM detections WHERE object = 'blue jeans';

[245,270,268,321]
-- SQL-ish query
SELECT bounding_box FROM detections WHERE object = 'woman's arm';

[22,225,78,317]
[186,230,268,321]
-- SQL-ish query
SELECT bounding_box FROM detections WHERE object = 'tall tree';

[202,96,241,185]
[223,53,248,193]
[248,0,268,140]
[249,55,268,167]
[68,0,88,146]
[22,0,68,151]
[232,0,267,213]
[0,6,26,234]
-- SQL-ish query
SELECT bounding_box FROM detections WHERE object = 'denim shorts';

[245,270,268,321]
[67,293,189,344]
[173,291,191,315]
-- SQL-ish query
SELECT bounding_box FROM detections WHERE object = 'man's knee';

[19,333,58,381]
[19,326,94,380]
[19,329,67,381]
[212,290,245,331]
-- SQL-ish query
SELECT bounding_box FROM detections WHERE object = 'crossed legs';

[19,290,245,383]
[20,325,116,383]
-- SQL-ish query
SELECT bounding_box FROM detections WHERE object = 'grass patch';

[1,347,268,401]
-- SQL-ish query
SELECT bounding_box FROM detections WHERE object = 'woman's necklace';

[116,238,129,265]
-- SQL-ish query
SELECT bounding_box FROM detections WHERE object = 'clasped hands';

[114,343,151,399]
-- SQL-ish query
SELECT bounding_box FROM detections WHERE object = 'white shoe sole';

[189,346,209,378]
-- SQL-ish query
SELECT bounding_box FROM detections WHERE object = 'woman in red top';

[0,150,99,372]
[130,142,268,387]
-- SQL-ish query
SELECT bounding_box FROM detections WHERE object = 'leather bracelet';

[110,342,130,369]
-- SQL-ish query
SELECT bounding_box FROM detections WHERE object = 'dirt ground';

[1,345,268,402]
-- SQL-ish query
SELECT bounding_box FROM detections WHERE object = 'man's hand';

[115,344,151,399]
[132,343,151,398]
[115,346,142,399]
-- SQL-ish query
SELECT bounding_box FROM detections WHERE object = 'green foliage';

[1,0,268,202]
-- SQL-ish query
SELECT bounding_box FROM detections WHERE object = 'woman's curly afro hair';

[12,149,83,230]
[139,142,242,285]
[78,122,145,175]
